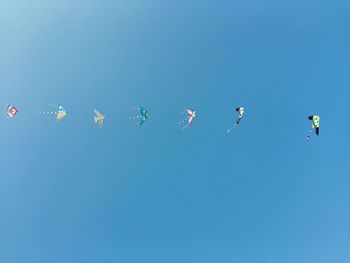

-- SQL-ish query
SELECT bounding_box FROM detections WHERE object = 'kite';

[306,115,320,142]
[129,106,149,125]
[227,106,244,133]
[40,105,67,121]
[179,108,197,129]
[5,104,18,119]
[94,109,105,128]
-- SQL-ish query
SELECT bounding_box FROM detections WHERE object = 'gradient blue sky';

[1,0,350,262]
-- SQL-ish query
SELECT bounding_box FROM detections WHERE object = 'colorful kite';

[94,109,105,128]
[129,106,149,125]
[40,105,67,121]
[227,106,244,133]
[5,104,18,119]
[306,115,320,142]
[179,108,197,129]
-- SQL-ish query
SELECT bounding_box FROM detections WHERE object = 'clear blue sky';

[1,0,350,262]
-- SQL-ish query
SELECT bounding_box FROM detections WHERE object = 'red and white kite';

[5,105,18,119]
[179,108,197,129]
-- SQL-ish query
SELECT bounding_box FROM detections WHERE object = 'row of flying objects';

[3,104,321,142]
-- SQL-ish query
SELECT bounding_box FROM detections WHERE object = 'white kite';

[94,109,105,128]
[227,107,244,133]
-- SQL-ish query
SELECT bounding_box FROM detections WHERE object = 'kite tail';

[130,105,140,111]
[227,126,235,133]
[227,117,241,133]
[178,118,189,126]
[182,123,191,130]
[40,111,57,115]
[129,115,141,120]
[306,128,313,143]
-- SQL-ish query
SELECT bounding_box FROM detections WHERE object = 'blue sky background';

[1,0,350,262]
